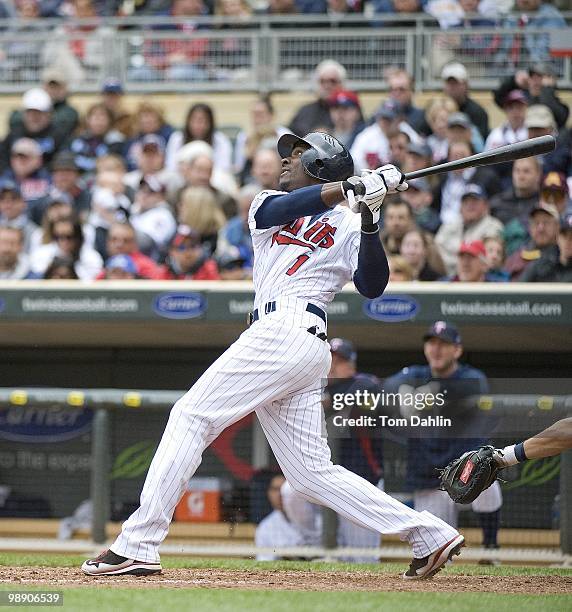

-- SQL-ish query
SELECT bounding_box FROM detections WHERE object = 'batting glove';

[357,171,388,223]
[341,176,366,213]
[362,164,408,194]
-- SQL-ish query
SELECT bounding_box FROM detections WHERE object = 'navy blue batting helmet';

[277,132,355,182]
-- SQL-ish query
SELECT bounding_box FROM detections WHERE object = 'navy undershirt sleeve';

[353,231,389,299]
[254,185,329,228]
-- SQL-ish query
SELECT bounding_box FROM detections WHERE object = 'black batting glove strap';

[359,201,378,233]
[341,179,366,198]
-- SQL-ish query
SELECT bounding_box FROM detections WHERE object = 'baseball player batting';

[82,132,464,580]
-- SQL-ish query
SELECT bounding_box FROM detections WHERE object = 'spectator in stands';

[8,68,78,144]
[87,168,132,256]
[234,95,289,180]
[387,128,411,170]
[400,228,445,281]
[373,0,423,27]
[0,88,70,168]
[288,60,346,136]
[43,255,79,280]
[505,203,559,280]
[483,236,510,282]
[401,177,441,235]
[0,226,32,280]
[130,177,177,261]
[519,213,572,282]
[490,156,541,227]
[525,106,571,176]
[445,240,500,282]
[70,103,125,176]
[103,254,138,280]
[424,97,458,163]
[350,102,392,173]
[250,148,282,191]
[383,68,424,133]
[124,102,174,171]
[388,255,415,282]
[30,215,103,280]
[216,246,251,280]
[263,0,299,15]
[177,186,227,255]
[484,90,528,151]
[216,183,256,271]
[156,225,220,280]
[166,103,233,174]
[404,142,432,175]
[50,152,91,220]
[1,138,52,226]
[540,172,570,218]
[494,63,570,130]
[177,143,238,217]
[328,89,364,149]
[31,196,75,252]
[436,184,504,275]
[0,180,38,253]
[504,0,566,65]
[439,63,489,140]
[380,200,414,255]
[99,78,133,137]
[103,221,162,279]
[123,134,181,200]
[434,140,498,225]
[446,112,483,153]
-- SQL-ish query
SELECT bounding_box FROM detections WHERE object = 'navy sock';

[477,509,500,547]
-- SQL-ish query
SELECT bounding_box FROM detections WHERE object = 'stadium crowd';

[0,53,571,282]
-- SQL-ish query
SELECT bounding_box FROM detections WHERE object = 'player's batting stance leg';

[82,133,464,580]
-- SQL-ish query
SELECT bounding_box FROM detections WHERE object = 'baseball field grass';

[0,553,570,612]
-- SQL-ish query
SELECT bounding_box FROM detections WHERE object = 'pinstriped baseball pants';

[111,305,459,562]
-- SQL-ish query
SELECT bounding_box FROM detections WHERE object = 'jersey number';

[286,254,310,276]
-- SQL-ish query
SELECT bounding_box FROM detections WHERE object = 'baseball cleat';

[81,549,162,576]
[403,534,465,580]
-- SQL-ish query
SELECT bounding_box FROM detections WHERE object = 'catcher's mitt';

[438,445,502,504]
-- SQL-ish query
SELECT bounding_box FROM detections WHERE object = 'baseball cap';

[441,62,468,82]
[139,175,165,193]
[329,337,357,362]
[101,77,124,94]
[0,179,22,198]
[529,202,560,221]
[423,321,462,345]
[503,89,528,107]
[328,89,360,109]
[41,66,67,85]
[525,105,556,129]
[105,254,137,275]
[541,171,569,195]
[172,225,201,249]
[22,88,52,112]
[407,177,431,193]
[459,240,487,259]
[11,137,42,157]
[528,62,555,77]
[51,151,78,172]
[461,184,486,200]
[447,112,471,129]
[407,142,432,158]
[375,99,399,121]
[141,134,166,153]
[560,214,572,233]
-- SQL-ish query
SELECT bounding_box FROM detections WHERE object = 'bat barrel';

[404,135,556,181]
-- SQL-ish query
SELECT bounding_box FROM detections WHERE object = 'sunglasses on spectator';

[11,152,31,159]
[176,241,200,251]
[54,233,76,242]
[541,190,566,203]
[390,86,410,92]
[320,77,341,84]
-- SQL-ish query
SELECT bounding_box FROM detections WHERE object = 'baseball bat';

[404,135,556,181]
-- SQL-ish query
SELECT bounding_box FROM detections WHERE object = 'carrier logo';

[0,406,93,443]
[153,293,206,319]
[364,295,419,322]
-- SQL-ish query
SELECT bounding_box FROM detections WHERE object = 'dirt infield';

[1,567,570,594]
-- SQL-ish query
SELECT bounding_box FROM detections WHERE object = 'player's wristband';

[496,443,528,466]
[341,179,366,198]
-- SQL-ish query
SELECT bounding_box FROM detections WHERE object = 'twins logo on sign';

[272,217,337,276]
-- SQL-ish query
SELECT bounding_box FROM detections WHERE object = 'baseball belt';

[248,301,327,341]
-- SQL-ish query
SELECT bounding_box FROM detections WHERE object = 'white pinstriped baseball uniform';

[110,190,459,562]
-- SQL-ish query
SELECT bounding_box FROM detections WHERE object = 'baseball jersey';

[383,364,491,490]
[248,190,362,311]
